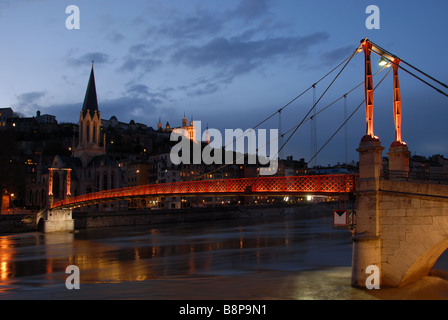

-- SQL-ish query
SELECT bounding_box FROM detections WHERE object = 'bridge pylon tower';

[352,38,416,288]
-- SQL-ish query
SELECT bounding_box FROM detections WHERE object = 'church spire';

[73,64,105,167]
[182,112,188,127]
[82,64,99,118]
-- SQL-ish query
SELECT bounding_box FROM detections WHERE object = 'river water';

[1,210,448,300]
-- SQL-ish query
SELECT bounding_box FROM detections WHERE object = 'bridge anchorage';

[352,38,448,288]
[37,207,74,233]
[37,167,74,233]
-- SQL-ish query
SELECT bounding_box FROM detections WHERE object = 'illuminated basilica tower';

[158,114,197,142]
[73,65,106,167]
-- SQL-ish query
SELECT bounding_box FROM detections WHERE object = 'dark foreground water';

[1,211,448,300]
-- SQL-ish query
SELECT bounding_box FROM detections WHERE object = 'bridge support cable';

[247,52,355,133]
[304,65,389,124]
[367,40,448,98]
[307,67,392,165]
[198,64,390,181]
[368,40,448,91]
[195,44,388,181]
[278,109,284,161]
[193,50,359,182]
[275,47,359,163]
[260,67,387,167]
[218,51,356,160]
[255,66,390,162]
[344,95,348,164]
[310,84,317,167]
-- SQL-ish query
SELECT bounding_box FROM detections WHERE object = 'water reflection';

[0,238,14,282]
[0,215,353,289]
[1,213,447,299]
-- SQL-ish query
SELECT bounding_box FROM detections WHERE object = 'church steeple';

[182,112,188,127]
[73,65,105,167]
[82,64,99,118]
[157,116,163,130]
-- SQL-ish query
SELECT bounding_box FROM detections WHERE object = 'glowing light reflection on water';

[0,212,447,300]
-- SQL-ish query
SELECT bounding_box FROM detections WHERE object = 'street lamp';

[379,57,391,68]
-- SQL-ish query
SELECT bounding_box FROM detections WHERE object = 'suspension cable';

[200,40,443,178]
[192,48,360,181]
[275,47,358,160]
[369,40,448,90]
[192,67,388,181]
[369,45,448,98]
[307,67,392,165]
[221,50,357,151]
[309,65,388,121]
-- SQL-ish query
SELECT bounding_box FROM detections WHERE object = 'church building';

[157,114,197,142]
[31,65,126,211]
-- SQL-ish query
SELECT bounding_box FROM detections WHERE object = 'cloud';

[319,45,355,66]
[117,1,327,98]
[16,91,46,104]
[100,96,159,124]
[177,77,221,97]
[172,32,330,81]
[125,83,170,106]
[127,84,150,97]
[188,82,220,97]
[106,32,126,44]
[67,52,111,67]
[119,57,162,73]
[40,95,164,127]
[13,91,47,115]
[141,0,272,44]
[118,44,163,74]
[147,10,224,40]
[166,29,330,97]
[231,0,271,21]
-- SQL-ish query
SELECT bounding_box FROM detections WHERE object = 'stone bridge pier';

[37,197,74,233]
[352,137,448,287]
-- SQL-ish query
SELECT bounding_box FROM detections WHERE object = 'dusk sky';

[1,0,447,166]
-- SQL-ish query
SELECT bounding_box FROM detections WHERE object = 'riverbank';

[0,202,350,234]
[73,202,346,229]
[0,213,36,234]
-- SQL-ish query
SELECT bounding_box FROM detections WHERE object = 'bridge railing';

[381,169,448,185]
[51,174,358,209]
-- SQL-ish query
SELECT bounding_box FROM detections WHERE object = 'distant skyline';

[1,0,448,165]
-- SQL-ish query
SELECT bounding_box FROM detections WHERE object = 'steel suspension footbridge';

[51,174,358,209]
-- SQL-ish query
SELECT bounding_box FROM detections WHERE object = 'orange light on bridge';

[361,39,375,139]
[50,174,358,210]
[48,168,53,196]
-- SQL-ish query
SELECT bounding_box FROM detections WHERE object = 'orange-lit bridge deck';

[51,174,358,209]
